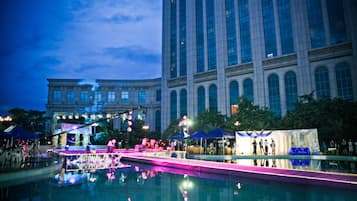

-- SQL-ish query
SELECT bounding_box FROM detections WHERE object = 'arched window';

[335,62,353,100]
[170,91,177,122]
[243,78,254,102]
[268,74,281,117]
[209,84,218,112]
[284,71,297,111]
[197,86,205,114]
[180,89,187,116]
[155,110,161,132]
[315,66,330,100]
[229,81,239,106]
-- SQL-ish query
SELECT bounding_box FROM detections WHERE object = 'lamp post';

[179,115,191,138]
[125,111,133,149]
[179,116,192,151]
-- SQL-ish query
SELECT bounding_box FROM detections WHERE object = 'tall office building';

[161,0,357,132]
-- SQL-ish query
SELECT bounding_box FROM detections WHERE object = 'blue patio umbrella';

[207,128,235,155]
[169,132,185,140]
[188,130,207,154]
[207,128,234,139]
[188,130,206,140]
[0,130,7,138]
[3,125,39,140]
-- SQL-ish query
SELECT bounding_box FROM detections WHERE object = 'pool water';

[185,154,357,174]
[2,161,357,201]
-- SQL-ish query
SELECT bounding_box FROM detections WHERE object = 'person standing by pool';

[264,139,269,155]
[111,139,116,152]
[270,139,276,155]
[252,139,257,155]
[259,139,264,155]
[348,139,353,155]
[107,140,113,153]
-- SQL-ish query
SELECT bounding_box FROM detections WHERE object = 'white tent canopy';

[235,129,320,155]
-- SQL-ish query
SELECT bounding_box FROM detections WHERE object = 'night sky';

[0,0,162,115]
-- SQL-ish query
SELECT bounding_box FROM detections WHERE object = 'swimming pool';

[185,154,357,174]
[2,160,357,201]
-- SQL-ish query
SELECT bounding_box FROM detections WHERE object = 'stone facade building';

[46,78,161,136]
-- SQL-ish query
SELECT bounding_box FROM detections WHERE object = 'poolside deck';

[55,149,357,189]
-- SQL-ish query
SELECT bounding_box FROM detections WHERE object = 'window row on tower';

[169,0,348,78]
[168,61,353,122]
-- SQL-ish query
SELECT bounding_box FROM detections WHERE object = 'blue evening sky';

[0,0,162,115]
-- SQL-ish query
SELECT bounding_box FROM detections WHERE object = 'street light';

[0,116,12,122]
[179,115,192,138]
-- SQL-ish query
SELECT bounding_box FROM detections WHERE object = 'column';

[187,0,196,117]
[249,0,267,107]
[291,0,313,96]
[215,0,228,115]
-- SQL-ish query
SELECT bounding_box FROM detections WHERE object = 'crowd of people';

[0,138,40,168]
[321,139,357,155]
[252,138,276,155]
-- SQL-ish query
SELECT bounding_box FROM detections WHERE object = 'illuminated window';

[94,92,102,103]
[108,91,115,103]
[121,91,129,103]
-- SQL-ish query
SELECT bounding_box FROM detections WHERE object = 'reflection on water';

[2,162,357,201]
[231,158,357,174]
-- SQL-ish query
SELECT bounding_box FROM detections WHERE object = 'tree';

[7,108,49,134]
[225,97,278,133]
[191,110,226,133]
[281,94,357,143]
[162,119,181,140]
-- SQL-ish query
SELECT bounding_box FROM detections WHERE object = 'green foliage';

[5,108,49,133]
[225,97,278,133]
[191,110,226,133]
[162,119,181,140]
[92,118,161,147]
[281,95,357,142]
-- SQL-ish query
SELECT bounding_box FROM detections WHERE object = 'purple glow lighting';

[69,178,76,184]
